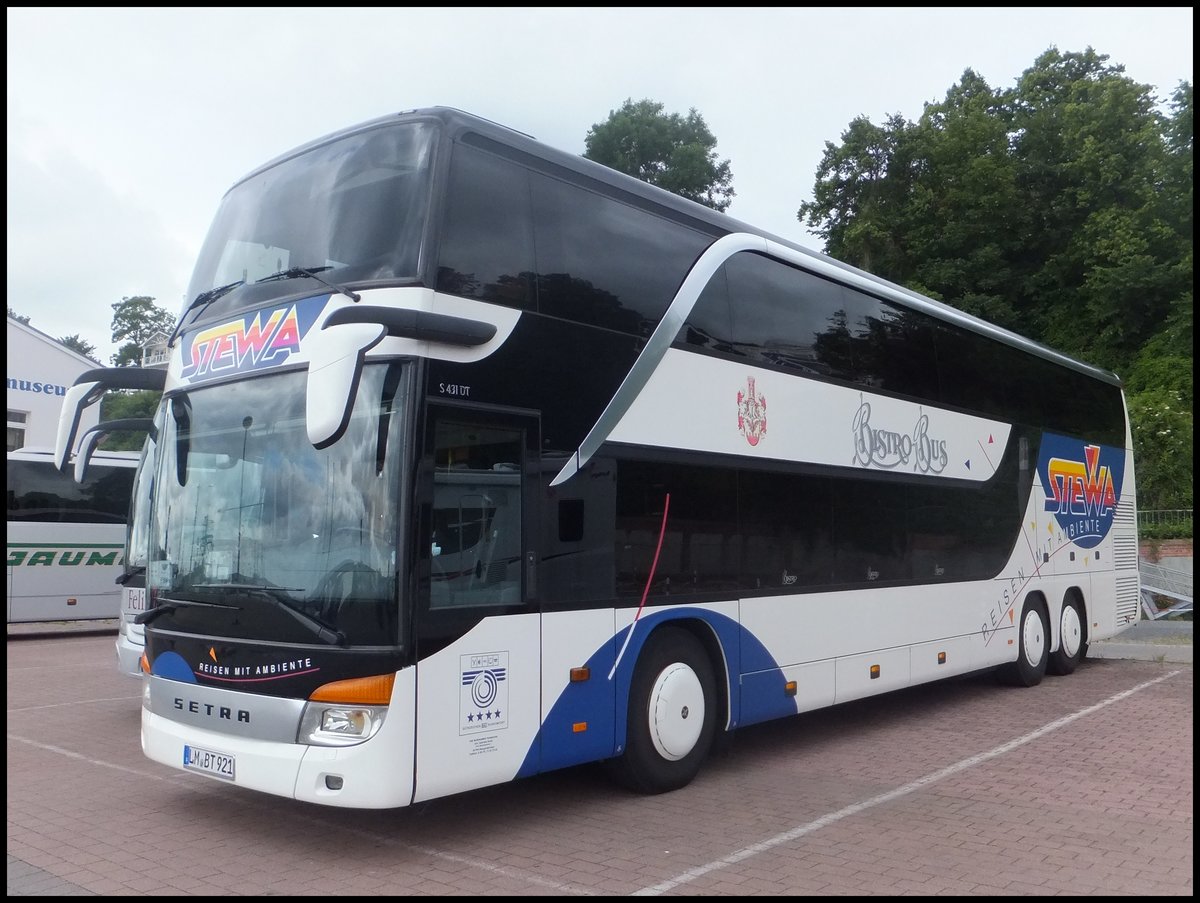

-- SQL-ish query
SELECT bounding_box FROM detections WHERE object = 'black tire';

[610,626,717,794]
[999,598,1050,687]
[1047,595,1088,676]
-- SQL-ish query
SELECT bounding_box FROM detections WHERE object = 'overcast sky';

[6,7,1193,364]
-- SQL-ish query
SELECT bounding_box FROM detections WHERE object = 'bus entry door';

[412,406,541,803]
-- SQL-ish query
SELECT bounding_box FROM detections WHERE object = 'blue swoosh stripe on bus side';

[516,607,798,779]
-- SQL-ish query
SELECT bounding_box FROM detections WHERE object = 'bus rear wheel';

[610,625,717,795]
[1047,595,1087,676]
[999,598,1049,687]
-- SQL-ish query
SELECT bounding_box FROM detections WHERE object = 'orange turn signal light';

[309,673,396,705]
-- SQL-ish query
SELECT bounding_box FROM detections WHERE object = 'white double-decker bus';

[57,107,1139,808]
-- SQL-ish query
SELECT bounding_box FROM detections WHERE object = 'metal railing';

[1140,559,1193,620]
[1138,509,1193,530]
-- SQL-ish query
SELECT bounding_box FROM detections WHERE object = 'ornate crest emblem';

[737,376,767,446]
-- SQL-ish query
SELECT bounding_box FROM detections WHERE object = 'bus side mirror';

[73,418,157,483]
[54,380,105,471]
[303,303,504,449]
[305,320,388,450]
[53,367,167,471]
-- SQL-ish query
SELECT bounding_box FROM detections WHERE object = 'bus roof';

[229,106,1122,389]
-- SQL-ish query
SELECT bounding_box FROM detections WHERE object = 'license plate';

[183,744,236,781]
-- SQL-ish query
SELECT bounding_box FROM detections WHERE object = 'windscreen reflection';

[149,365,405,646]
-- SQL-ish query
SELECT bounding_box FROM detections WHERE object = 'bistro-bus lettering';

[851,399,948,474]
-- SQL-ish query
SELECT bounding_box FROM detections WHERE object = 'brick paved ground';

[7,632,1193,896]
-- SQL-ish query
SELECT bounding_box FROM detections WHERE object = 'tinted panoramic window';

[436,144,537,310]
[614,458,739,599]
[848,298,941,400]
[725,252,856,382]
[932,323,1013,420]
[7,461,132,523]
[678,265,734,353]
[186,121,436,313]
[530,171,711,335]
[737,468,835,590]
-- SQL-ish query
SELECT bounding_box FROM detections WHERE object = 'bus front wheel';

[610,626,717,794]
[999,598,1049,687]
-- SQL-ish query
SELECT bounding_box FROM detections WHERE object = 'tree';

[584,98,735,212]
[8,307,31,324]
[797,48,1193,515]
[58,334,97,359]
[97,389,160,451]
[110,296,175,367]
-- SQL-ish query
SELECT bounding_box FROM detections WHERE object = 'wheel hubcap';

[648,662,705,761]
[1060,604,1082,658]
[1023,609,1046,667]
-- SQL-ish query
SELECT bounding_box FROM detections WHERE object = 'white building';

[6,315,103,452]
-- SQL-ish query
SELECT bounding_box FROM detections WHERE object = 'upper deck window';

[186,121,437,313]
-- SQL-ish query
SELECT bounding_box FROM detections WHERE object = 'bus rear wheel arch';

[609,624,719,795]
[999,594,1049,687]
[1047,590,1088,676]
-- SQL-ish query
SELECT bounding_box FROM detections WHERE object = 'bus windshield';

[185,120,437,307]
[148,364,406,647]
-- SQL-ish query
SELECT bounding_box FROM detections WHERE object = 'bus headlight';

[299,703,387,747]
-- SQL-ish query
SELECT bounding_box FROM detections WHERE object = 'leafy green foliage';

[8,307,31,325]
[1127,389,1193,513]
[584,98,735,212]
[110,296,174,367]
[798,47,1193,513]
[57,334,97,359]
[97,389,161,451]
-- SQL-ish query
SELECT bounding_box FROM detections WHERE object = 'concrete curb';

[1089,641,1193,664]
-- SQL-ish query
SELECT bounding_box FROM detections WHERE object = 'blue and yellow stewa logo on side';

[1037,433,1125,549]
[180,295,329,383]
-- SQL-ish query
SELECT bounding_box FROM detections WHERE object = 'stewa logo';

[180,294,328,383]
[7,544,122,567]
[1037,433,1125,549]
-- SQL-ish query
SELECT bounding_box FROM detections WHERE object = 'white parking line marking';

[633,670,1184,895]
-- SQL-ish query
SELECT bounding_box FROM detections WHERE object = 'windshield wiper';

[115,564,146,587]
[166,279,246,348]
[195,583,346,647]
[257,266,361,303]
[134,595,239,625]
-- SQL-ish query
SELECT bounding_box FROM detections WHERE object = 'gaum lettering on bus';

[7,378,68,396]
[173,697,251,723]
[181,305,304,380]
[7,548,123,567]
